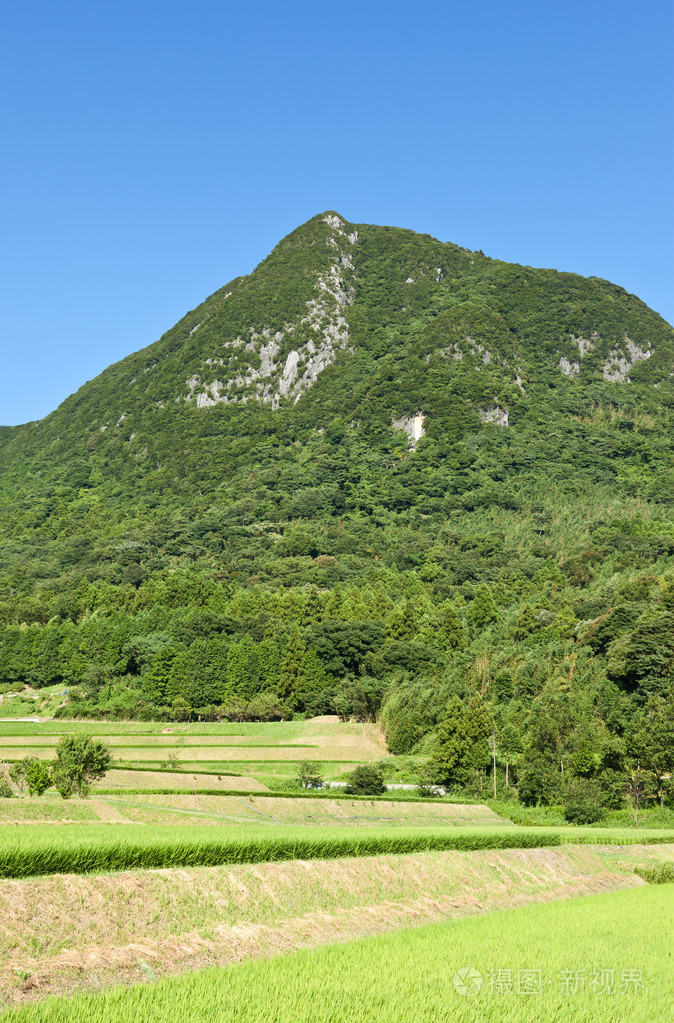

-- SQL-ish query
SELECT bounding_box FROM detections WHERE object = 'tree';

[498,723,523,789]
[517,754,561,806]
[51,736,112,798]
[464,694,493,772]
[278,627,308,699]
[626,695,674,806]
[26,759,52,796]
[9,756,51,796]
[563,778,605,824]
[467,584,498,630]
[171,696,192,721]
[9,759,30,795]
[624,768,653,827]
[344,763,385,795]
[247,691,290,721]
[437,601,467,650]
[296,761,324,789]
[427,696,472,787]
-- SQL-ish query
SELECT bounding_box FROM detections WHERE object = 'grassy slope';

[3,885,671,1022]
[0,794,508,827]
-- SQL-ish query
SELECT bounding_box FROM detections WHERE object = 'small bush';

[415,784,440,798]
[344,764,385,795]
[26,760,51,797]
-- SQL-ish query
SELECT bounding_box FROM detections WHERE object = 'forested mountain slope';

[1,212,673,803]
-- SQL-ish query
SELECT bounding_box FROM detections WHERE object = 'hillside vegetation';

[1,212,674,812]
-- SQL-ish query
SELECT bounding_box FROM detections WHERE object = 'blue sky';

[1,0,672,426]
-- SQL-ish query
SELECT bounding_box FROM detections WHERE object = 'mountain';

[1,212,674,803]
[2,211,673,491]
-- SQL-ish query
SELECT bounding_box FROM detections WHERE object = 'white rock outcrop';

[559,357,580,378]
[603,339,652,383]
[183,215,358,410]
[393,413,426,448]
[558,334,594,377]
[479,405,509,427]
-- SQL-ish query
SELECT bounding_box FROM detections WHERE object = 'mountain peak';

[1,214,673,480]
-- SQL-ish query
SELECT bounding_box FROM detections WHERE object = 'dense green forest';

[1,212,673,809]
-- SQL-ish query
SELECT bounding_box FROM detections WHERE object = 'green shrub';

[26,760,51,797]
[563,778,607,825]
[344,763,386,795]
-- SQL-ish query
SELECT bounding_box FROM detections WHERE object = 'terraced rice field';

[0,716,387,789]
[91,794,513,827]
[0,715,671,1019]
[1,882,671,1020]
[1,821,673,880]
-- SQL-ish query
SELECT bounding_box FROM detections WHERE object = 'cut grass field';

[0,717,380,738]
[0,794,509,828]
[91,794,512,828]
[96,769,268,793]
[2,884,671,1021]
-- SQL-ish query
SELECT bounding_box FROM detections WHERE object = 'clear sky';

[1,0,672,426]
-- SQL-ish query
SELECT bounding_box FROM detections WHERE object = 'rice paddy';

[2,885,671,1021]
[0,821,673,880]
[0,715,671,1018]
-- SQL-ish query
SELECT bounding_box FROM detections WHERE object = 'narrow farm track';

[1,843,672,1006]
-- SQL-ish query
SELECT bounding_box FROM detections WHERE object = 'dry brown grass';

[95,795,511,828]
[96,770,269,792]
[2,842,671,1005]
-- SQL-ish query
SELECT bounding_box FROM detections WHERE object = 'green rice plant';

[0,823,671,880]
[1,886,670,1022]
[634,861,674,884]
[0,824,564,878]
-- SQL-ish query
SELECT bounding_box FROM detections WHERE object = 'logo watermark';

[452,967,483,996]
[452,967,645,997]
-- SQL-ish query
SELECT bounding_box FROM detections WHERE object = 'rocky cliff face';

[182,214,358,410]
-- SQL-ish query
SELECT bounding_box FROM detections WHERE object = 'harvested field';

[0,746,366,762]
[0,843,670,1006]
[96,770,268,793]
[0,795,509,828]
[92,795,512,828]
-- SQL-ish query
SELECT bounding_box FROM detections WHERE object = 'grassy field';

[0,793,509,827]
[2,884,670,1021]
